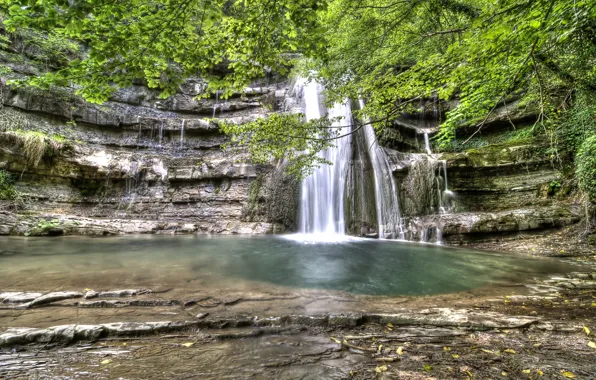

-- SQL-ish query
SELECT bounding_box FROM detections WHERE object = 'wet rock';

[97,289,152,297]
[77,300,129,308]
[18,291,83,309]
[0,292,43,304]
[0,325,107,346]
[84,290,99,299]
[365,308,539,330]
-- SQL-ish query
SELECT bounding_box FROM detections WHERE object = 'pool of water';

[0,235,579,296]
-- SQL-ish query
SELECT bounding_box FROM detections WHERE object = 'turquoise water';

[0,235,578,296]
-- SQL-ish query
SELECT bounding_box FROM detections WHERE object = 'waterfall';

[213,91,220,118]
[424,133,432,154]
[295,79,405,241]
[180,120,185,149]
[297,80,352,240]
[159,120,163,146]
[358,99,404,239]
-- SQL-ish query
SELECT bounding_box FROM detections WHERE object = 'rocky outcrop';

[0,71,299,235]
[386,103,585,245]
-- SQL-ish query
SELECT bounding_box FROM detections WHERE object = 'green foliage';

[24,218,60,236]
[547,180,561,196]
[219,112,343,177]
[2,0,327,103]
[0,169,18,200]
[2,0,594,174]
[555,90,596,161]
[576,135,596,201]
[313,0,596,147]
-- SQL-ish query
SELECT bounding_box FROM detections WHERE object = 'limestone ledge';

[405,205,581,243]
[0,308,544,347]
[0,211,278,236]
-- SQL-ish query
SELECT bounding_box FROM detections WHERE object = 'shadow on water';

[0,235,581,296]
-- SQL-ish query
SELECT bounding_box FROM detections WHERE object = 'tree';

[2,0,595,172]
[1,0,327,102]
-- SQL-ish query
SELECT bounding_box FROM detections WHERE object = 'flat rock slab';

[84,289,153,299]
[0,308,542,347]
[0,292,43,304]
[366,308,540,330]
[18,292,83,309]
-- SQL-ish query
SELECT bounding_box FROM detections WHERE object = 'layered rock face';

[386,99,584,245]
[0,33,585,244]
[0,79,299,236]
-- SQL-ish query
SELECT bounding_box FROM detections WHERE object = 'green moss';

[436,127,536,153]
[244,174,264,221]
[576,135,596,201]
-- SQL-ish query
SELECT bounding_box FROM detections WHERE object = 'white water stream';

[297,80,352,241]
[296,79,406,240]
[358,99,404,239]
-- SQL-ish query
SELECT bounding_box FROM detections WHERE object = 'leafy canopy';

[1,0,327,102]
[1,0,595,171]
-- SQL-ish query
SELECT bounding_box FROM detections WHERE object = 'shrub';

[576,135,596,201]
[0,169,18,200]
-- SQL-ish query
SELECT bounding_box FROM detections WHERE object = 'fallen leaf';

[466,370,473,378]
[396,346,404,355]
[588,341,596,349]
[100,359,112,365]
[423,364,432,372]
[386,322,394,328]
[443,346,451,351]
[481,349,494,354]
[330,337,341,344]
[501,371,508,376]
[375,365,388,373]
[561,371,576,378]
[452,354,460,359]
[122,343,127,346]
[181,342,194,347]
[583,326,591,335]
[522,369,531,374]
[536,369,544,376]
[378,344,383,352]
[504,349,516,354]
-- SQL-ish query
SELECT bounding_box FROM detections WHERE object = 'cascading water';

[424,133,432,154]
[358,99,404,239]
[297,79,352,240]
[180,120,185,149]
[158,120,163,146]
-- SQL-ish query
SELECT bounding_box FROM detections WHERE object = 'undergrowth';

[0,169,18,200]
[576,135,596,201]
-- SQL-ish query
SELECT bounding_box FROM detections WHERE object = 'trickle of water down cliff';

[293,79,450,242]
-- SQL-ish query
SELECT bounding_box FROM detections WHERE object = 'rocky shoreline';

[1,258,594,379]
